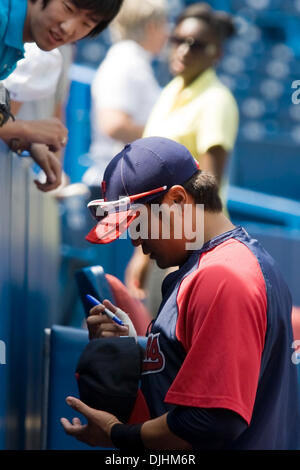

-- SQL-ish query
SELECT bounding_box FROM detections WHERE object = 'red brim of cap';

[85,209,139,244]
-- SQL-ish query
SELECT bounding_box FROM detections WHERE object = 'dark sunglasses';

[169,35,209,52]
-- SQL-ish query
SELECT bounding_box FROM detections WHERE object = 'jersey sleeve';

[165,255,267,425]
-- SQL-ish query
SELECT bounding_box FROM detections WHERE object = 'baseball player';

[61,136,300,450]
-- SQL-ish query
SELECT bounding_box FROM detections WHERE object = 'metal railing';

[0,142,60,449]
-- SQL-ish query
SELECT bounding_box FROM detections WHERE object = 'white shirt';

[15,44,73,121]
[3,43,62,103]
[83,40,161,186]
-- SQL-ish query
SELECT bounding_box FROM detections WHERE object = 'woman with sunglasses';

[145,2,238,185]
[125,3,239,308]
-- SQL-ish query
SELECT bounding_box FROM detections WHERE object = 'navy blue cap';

[86,137,199,244]
[103,136,199,203]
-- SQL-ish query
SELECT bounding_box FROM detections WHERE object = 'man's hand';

[62,400,192,450]
[30,143,62,192]
[61,396,120,447]
[87,299,137,340]
[3,118,68,153]
[23,118,68,152]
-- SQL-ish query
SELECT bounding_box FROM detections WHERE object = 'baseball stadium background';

[0,0,300,449]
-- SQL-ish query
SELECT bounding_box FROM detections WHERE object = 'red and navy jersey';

[141,226,300,449]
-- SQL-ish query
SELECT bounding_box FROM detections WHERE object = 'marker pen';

[85,294,125,326]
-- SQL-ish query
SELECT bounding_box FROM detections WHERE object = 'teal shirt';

[0,0,27,79]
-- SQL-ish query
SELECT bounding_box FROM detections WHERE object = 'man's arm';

[0,118,68,191]
[61,398,192,450]
[30,143,62,192]
[9,100,22,116]
[200,145,228,187]
[99,109,144,143]
[61,397,247,450]
[141,413,192,450]
[166,406,247,450]
[124,245,151,299]
[0,117,68,152]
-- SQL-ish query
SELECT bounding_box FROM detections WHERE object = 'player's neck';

[203,211,236,244]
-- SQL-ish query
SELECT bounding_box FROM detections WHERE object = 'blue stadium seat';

[41,325,147,450]
[75,265,115,317]
[234,221,300,307]
[63,79,93,184]
[227,185,300,228]
[74,29,111,69]
[75,265,152,336]
[41,325,91,450]
[231,0,282,12]
[229,139,300,201]
[227,186,300,306]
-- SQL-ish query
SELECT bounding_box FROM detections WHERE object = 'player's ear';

[166,185,188,207]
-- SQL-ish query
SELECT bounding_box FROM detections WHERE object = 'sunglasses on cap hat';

[85,136,200,245]
[87,185,167,221]
[85,185,168,244]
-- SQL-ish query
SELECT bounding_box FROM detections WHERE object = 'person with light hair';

[110,0,168,43]
[82,0,168,189]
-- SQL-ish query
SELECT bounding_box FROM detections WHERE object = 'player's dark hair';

[182,170,223,212]
[29,0,124,37]
[150,170,223,213]
[175,2,235,42]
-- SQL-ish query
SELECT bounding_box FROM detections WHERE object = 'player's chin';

[155,258,170,270]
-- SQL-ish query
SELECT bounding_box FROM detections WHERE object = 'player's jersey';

[141,226,300,449]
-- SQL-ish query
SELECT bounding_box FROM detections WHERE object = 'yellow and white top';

[144,68,239,164]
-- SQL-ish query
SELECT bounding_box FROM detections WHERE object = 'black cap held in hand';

[75,337,144,423]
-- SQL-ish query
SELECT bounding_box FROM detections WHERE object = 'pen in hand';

[85,294,125,326]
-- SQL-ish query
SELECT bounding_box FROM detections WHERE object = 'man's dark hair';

[150,170,223,212]
[31,0,124,37]
[182,170,223,212]
[175,2,236,42]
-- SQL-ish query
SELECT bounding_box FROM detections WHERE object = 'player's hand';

[86,299,137,340]
[61,396,120,447]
